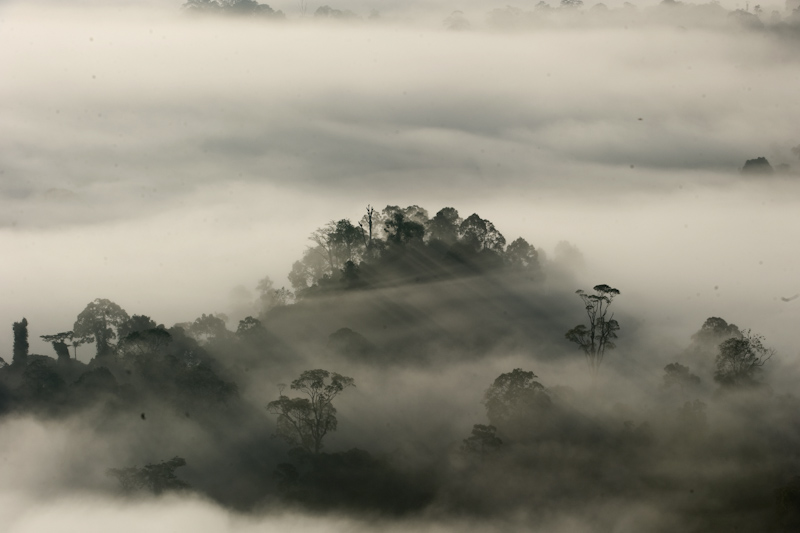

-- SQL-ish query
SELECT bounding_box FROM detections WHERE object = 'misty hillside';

[1,204,799,532]
[3,0,800,532]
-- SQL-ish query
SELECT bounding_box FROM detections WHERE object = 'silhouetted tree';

[714,329,774,387]
[107,457,189,495]
[692,317,741,345]
[185,313,229,344]
[427,207,461,245]
[118,328,172,359]
[330,219,365,265]
[461,424,503,455]
[385,213,425,245]
[12,318,29,368]
[358,205,376,249]
[565,284,620,374]
[663,363,701,390]
[40,331,73,364]
[459,214,505,252]
[117,315,158,341]
[742,156,774,174]
[73,299,130,359]
[237,316,265,336]
[505,237,540,274]
[484,368,549,426]
[184,0,284,16]
[267,369,355,453]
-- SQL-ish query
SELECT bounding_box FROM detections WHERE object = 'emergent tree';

[267,369,355,454]
[73,299,130,359]
[714,329,774,388]
[12,318,29,368]
[565,284,620,375]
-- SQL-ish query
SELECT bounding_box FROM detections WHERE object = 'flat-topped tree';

[40,331,74,363]
[565,284,621,375]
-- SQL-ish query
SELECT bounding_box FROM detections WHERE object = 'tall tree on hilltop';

[73,299,130,359]
[565,284,621,375]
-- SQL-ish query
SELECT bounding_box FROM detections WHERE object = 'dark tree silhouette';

[40,331,74,363]
[117,315,158,341]
[565,284,620,374]
[461,424,503,455]
[267,369,355,454]
[427,207,461,245]
[385,212,425,245]
[73,299,130,359]
[107,457,189,495]
[459,214,506,252]
[692,317,741,345]
[714,329,774,387]
[741,157,774,175]
[184,313,229,345]
[236,316,265,336]
[662,363,701,390]
[505,237,540,274]
[12,318,29,368]
[483,368,549,426]
[359,205,376,249]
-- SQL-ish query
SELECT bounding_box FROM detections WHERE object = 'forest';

[1,204,798,532]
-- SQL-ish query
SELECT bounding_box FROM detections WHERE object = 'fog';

[2,0,800,531]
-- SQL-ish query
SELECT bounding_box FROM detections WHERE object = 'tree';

[714,329,774,387]
[461,424,502,456]
[662,363,701,390]
[458,214,506,253]
[237,316,265,336]
[505,237,540,274]
[117,315,158,341]
[107,457,189,495]
[185,313,229,344]
[267,369,355,454]
[330,219,365,265]
[483,368,549,426]
[12,318,29,368]
[384,212,425,245]
[40,331,73,364]
[741,157,773,175]
[427,207,461,245]
[73,299,130,359]
[117,328,172,359]
[565,284,620,374]
[692,317,741,345]
[358,205,377,249]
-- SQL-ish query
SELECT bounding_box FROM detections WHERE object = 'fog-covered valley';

[2,0,800,531]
